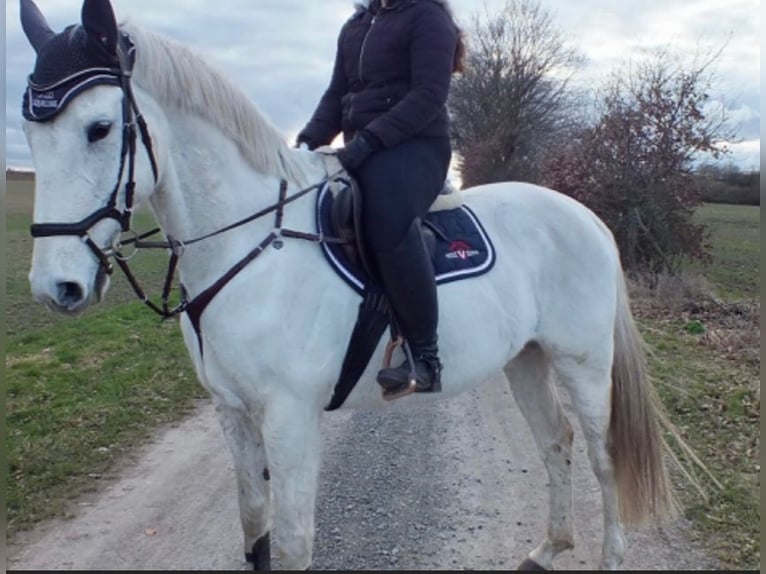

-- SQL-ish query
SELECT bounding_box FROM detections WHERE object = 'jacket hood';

[354,0,455,17]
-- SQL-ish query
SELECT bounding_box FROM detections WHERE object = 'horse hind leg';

[504,343,575,570]
[553,356,625,570]
[215,402,272,570]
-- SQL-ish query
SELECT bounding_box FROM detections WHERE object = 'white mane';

[122,22,311,186]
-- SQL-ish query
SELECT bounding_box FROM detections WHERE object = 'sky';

[4,0,761,172]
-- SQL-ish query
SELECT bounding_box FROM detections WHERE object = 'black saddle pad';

[316,183,496,295]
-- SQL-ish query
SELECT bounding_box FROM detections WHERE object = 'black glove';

[294,134,316,150]
[336,131,381,172]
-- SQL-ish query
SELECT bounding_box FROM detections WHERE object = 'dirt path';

[7,374,715,571]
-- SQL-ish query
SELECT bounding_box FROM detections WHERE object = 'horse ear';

[81,0,119,55]
[20,0,56,53]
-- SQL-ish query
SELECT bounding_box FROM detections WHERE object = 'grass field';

[5,175,760,569]
[690,203,761,299]
[634,202,760,569]
[6,175,204,531]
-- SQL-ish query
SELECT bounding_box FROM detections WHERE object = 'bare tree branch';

[449,0,584,186]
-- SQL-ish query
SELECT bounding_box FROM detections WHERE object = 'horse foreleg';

[505,344,575,570]
[262,395,322,571]
[215,402,272,571]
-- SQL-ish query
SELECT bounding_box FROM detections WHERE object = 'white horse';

[21,0,676,570]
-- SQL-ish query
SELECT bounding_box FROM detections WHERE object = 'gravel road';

[8,374,715,571]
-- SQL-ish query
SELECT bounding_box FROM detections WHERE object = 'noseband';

[26,32,159,275]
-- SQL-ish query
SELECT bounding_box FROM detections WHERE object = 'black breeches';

[354,137,452,253]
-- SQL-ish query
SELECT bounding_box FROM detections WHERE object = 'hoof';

[518,557,547,570]
[245,532,271,571]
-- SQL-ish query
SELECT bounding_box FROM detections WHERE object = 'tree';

[542,48,735,274]
[449,0,583,187]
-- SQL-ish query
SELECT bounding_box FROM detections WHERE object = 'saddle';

[328,177,446,282]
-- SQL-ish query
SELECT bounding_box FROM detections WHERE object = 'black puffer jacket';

[298,0,459,149]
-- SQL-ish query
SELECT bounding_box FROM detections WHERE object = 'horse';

[19,0,677,569]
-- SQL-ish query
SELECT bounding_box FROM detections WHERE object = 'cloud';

[727,139,760,172]
[726,104,759,140]
[5,0,760,171]
[6,0,355,168]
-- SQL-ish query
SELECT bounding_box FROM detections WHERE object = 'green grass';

[691,203,760,300]
[6,184,202,533]
[643,320,759,569]
[636,202,760,569]
[7,307,204,531]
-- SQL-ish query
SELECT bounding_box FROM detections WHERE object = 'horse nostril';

[56,281,85,307]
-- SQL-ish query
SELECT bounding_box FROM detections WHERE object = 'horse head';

[21,0,160,313]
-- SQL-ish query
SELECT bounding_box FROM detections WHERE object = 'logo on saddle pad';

[446,240,479,260]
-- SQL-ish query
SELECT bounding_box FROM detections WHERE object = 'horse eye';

[87,121,112,143]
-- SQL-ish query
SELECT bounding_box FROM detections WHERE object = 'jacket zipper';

[358,15,377,85]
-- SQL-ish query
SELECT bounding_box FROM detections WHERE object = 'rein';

[112,173,347,322]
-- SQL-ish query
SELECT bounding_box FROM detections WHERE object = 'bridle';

[28,33,159,276]
[27,31,345,325]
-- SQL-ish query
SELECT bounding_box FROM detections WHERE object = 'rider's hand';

[294,135,315,150]
[336,130,381,172]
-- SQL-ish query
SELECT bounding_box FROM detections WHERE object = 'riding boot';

[374,219,442,396]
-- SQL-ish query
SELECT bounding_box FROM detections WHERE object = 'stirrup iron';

[380,338,420,401]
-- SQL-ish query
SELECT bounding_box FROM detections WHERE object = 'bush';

[696,171,760,205]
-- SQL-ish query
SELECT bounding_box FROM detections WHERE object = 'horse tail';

[609,269,677,525]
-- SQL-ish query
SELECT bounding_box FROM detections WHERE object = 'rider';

[296,0,464,395]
